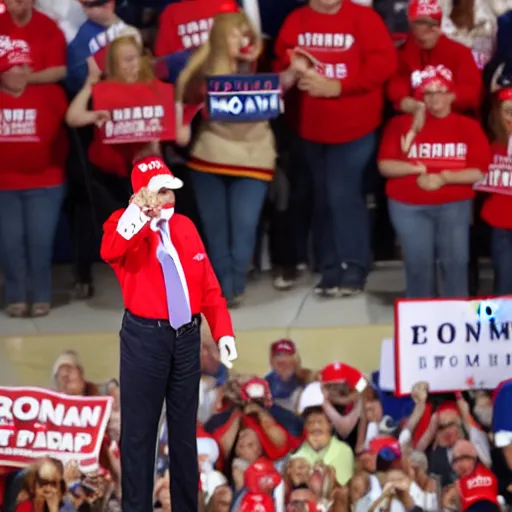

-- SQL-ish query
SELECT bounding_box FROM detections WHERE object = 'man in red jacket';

[101,156,237,512]
[387,0,482,124]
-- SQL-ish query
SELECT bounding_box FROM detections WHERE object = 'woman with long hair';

[65,34,167,298]
[378,65,491,298]
[480,66,512,294]
[174,7,273,307]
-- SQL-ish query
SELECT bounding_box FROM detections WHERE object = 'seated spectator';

[0,0,66,84]
[15,458,73,512]
[439,0,496,70]
[197,429,227,505]
[265,339,314,414]
[0,38,68,318]
[52,350,99,396]
[481,65,512,295]
[387,0,482,127]
[36,0,86,43]
[292,382,354,485]
[378,65,490,298]
[273,0,397,297]
[66,0,140,95]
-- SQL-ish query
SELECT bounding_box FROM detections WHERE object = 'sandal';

[31,302,51,317]
[6,302,28,318]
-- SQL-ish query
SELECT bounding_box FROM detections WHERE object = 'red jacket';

[101,206,233,341]
[274,2,397,144]
[387,34,482,114]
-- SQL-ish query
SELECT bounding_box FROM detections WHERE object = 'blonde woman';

[175,7,301,306]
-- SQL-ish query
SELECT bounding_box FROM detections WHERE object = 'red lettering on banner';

[0,108,39,142]
[0,387,111,471]
[474,154,512,196]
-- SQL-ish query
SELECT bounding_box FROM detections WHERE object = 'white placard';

[395,298,512,395]
[379,338,395,392]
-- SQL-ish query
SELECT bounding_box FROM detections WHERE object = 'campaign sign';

[395,298,512,395]
[206,73,281,122]
[0,387,112,471]
[474,154,512,196]
[93,80,176,143]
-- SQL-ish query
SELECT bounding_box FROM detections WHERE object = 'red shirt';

[387,35,482,114]
[481,142,512,229]
[378,112,491,205]
[274,3,397,144]
[154,0,226,57]
[457,464,499,511]
[101,206,233,341]
[0,9,66,71]
[0,85,69,191]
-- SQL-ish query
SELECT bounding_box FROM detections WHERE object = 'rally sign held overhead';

[0,387,112,472]
[394,298,512,395]
[206,74,281,122]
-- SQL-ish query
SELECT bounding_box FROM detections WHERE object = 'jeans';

[302,131,377,287]
[0,185,65,304]
[120,311,201,512]
[388,199,472,298]
[191,172,268,300]
[491,227,512,295]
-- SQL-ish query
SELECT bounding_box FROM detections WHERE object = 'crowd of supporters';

[2,0,512,510]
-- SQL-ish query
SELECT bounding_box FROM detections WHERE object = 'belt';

[124,310,201,337]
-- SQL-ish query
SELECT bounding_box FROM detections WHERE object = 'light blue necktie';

[156,222,192,329]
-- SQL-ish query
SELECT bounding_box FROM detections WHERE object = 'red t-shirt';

[0,9,66,71]
[0,84,69,191]
[154,0,226,57]
[274,3,397,144]
[378,112,491,205]
[480,142,512,229]
[387,35,482,114]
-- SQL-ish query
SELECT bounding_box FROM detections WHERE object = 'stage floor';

[0,263,492,387]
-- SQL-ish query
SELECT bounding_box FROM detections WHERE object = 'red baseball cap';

[408,0,442,21]
[319,362,367,393]
[130,156,183,193]
[369,435,402,461]
[0,37,32,74]
[270,339,296,356]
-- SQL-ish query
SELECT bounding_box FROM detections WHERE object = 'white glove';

[218,336,238,369]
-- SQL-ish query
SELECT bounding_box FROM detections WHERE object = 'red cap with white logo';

[457,465,499,511]
[270,339,296,356]
[131,156,183,193]
[408,0,443,21]
[319,362,367,393]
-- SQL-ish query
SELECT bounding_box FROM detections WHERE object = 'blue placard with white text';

[206,73,281,122]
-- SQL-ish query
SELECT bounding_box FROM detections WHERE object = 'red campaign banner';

[93,80,176,144]
[0,108,40,143]
[0,387,112,472]
[156,0,226,55]
[474,154,512,196]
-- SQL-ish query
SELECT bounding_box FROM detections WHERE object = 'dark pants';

[119,311,201,512]
[492,227,512,295]
[302,131,377,287]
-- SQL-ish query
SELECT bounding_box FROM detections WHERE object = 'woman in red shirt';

[66,34,166,298]
[274,0,397,296]
[0,37,68,318]
[378,65,491,298]
[480,66,512,295]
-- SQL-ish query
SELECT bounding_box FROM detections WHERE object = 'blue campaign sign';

[206,73,281,122]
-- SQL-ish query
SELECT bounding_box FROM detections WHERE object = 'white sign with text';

[395,298,512,395]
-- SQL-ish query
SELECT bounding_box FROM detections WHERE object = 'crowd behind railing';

[2,0,512,510]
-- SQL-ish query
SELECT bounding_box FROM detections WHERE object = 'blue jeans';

[302,131,377,287]
[388,199,472,298]
[190,172,268,300]
[491,227,512,295]
[0,185,65,304]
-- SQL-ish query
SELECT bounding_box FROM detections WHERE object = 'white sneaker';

[273,275,295,290]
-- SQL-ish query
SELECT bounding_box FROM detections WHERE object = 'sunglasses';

[36,475,59,487]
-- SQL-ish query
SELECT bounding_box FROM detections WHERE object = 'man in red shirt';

[101,156,237,512]
[387,0,482,124]
[0,0,66,84]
